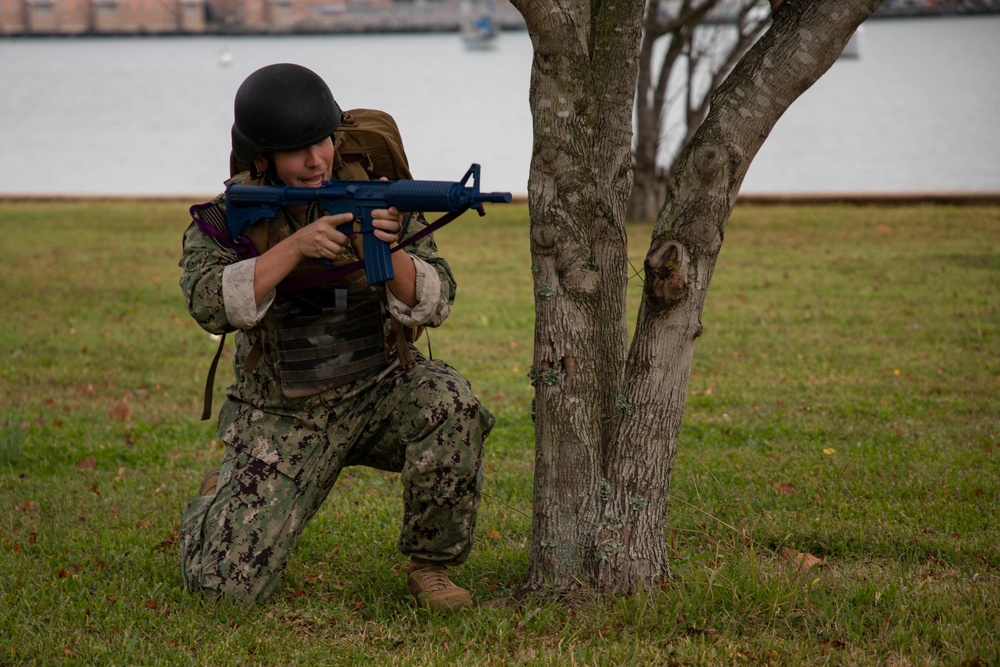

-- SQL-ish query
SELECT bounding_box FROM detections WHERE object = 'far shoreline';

[3,191,1000,206]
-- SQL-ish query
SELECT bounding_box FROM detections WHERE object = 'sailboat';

[460,0,499,50]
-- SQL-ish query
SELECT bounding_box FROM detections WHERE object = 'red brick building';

[0,0,524,36]
[0,0,205,35]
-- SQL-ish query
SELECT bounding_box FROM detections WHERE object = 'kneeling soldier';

[178,63,494,611]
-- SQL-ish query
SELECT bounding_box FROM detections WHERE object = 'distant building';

[203,0,524,35]
[0,0,206,35]
[4,0,993,38]
[0,0,524,36]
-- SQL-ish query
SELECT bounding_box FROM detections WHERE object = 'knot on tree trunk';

[646,241,689,305]
[532,355,577,387]
[539,146,559,166]
[694,144,726,176]
[532,225,559,255]
[562,267,600,295]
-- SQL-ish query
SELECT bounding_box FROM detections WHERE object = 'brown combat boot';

[407,559,472,611]
[198,468,220,496]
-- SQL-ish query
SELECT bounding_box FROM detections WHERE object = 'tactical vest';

[247,203,392,399]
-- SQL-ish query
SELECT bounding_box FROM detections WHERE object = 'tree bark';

[513,0,884,595]
[511,0,646,591]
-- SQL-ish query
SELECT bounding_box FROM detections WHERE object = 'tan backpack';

[333,108,413,181]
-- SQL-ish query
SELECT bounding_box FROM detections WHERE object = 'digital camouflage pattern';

[180,357,492,604]
[178,196,493,604]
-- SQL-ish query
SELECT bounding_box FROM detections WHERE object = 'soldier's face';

[259,137,335,187]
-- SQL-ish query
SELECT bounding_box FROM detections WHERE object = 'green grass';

[0,199,997,665]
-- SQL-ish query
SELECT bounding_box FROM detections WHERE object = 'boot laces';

[415,566,452,592]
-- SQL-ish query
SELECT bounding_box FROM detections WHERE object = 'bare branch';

[632,0,774,218]
[638,0,723,156]
[668,1,771,177]
[647,0,722,39]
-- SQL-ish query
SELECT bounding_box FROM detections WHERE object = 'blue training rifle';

[225,163,512,286]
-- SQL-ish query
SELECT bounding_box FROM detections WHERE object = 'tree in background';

[630,0,771,223]
[506,0,884,595]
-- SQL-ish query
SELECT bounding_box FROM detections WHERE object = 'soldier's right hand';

[293,212,355,261]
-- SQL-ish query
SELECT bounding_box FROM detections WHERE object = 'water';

[741,16,1000,194]
[0,32,535,196]
[0,16,997,197]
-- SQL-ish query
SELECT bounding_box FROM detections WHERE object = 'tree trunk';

[513,0,884,596]
[510,0,646,591]
[629,114,664,224]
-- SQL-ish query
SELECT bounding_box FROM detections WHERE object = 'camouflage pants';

[179,358,494,604]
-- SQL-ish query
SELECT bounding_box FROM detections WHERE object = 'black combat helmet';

[231,63,342,166]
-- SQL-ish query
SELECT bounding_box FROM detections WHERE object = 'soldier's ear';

[252,154,269,178]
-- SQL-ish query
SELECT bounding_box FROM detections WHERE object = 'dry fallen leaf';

[108,396,131,422]
[781,546,826,571]
[75,457,97,471]
[919,568,956,583]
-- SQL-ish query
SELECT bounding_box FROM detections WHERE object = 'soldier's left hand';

[372,206,404,245]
